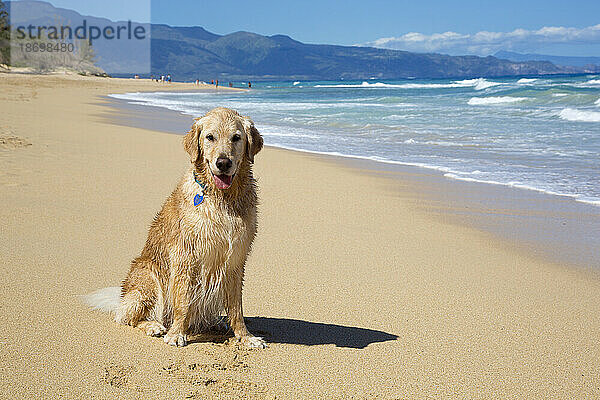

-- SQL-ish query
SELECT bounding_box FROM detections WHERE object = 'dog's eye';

[232,134,241,142]
[206,134,215,142]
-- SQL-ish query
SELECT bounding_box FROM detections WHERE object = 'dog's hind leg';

[116,258,166,336]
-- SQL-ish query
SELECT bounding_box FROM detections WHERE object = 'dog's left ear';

[183,117,203,164]
[241,116,263,163]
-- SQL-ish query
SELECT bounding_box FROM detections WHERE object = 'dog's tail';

[82,286,121,314]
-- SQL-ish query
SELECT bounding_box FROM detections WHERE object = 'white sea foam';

[468,96,527,105]
[111,92,411,112]
[577,198,600,206]
[595,97,600,106]
[250,142,454,173]
[293,81,300,85]
[314,82,432,88]
[573,79,600,88]
[559,108,600,122]
[425,140,473,147]
[402,139,473,147]
[261,131,320,139]
[444,172,600,206]
[552,93,569,97]
[314,78,501,90]
[442,173,583,199]
[254,140,600,207]
[517,78,538,84]
[455,78,502,90]
[392,82,465,89]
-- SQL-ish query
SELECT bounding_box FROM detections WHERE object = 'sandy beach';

[1,73,599,399]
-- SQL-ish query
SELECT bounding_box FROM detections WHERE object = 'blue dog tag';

[194,193,204,206]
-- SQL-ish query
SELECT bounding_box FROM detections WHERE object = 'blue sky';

[20,0,600,56]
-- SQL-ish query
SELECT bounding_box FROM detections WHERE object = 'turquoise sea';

[111,75,600,206]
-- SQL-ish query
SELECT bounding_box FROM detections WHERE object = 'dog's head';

[183,107,263,190]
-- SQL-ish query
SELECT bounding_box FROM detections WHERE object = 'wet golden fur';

[116,107,265,348]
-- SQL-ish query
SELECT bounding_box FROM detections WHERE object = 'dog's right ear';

[183,117,203,164]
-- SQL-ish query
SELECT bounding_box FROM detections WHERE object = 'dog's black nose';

[216,157,232,172]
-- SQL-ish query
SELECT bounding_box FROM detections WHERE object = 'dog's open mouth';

[213,173,234,189]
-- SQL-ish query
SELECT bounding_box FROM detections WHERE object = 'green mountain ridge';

[494,51,600,68]
[152,27,584,81]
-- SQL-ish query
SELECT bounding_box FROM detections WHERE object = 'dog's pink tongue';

[214,174,233,189]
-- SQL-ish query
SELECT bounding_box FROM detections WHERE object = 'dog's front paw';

[142,321,167,337]
[240,335,267,349]
[164,331,188,347]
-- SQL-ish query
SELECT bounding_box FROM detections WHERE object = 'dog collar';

[193,172,206,206]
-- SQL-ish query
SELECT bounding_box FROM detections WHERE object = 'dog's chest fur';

[178,174,257,274]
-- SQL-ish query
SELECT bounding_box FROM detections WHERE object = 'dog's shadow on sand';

[242,317,398,349]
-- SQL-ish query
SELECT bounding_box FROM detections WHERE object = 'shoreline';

[105,95,600,270]
[106,82,600,209]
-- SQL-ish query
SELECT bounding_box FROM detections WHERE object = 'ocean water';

[110,75,600,206]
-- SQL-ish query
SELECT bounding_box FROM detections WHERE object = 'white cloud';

[362,24,600,55]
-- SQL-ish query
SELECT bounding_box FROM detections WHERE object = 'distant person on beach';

[216,80,219,88]
[229,82,232,87]
[167,74,172,83]
[248,82,251,88]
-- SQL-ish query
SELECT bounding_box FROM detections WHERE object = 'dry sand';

[1,73,599,399]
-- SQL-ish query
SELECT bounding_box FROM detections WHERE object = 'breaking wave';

[315,78,501,90]
[468,96,527,105]
[517,78,538,84]
[559,108,600,122]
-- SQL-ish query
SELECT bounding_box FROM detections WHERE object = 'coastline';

[2,74,600,399]
[106,95,600,270]
[107,75,600,212]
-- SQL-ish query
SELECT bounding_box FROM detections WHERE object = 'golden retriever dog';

[85,107,265,348]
